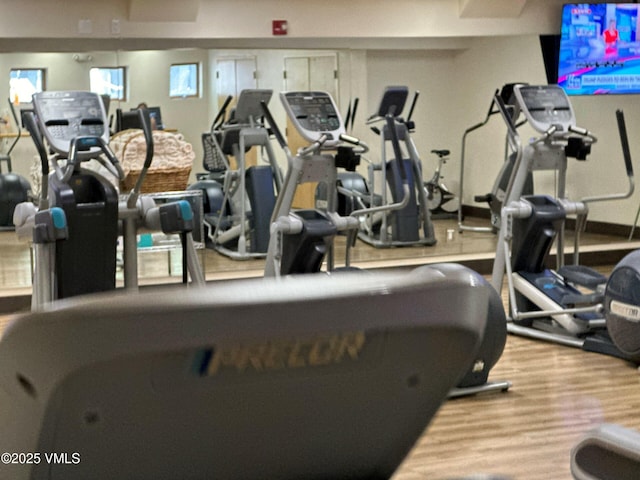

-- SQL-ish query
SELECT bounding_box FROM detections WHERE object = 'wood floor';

[393,335,640,480]
[0,217,639,479]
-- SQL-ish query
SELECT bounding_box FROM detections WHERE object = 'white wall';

[365,49,459,184]
[0,0,569,42]
[451,35,640,226]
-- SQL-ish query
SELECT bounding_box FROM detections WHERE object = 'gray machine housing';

[0,265,489,479]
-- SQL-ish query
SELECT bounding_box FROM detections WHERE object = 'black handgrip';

[212,95,233,130]
[260,100,287,149]
[616,109,634,177]
[125,109,155,208]
[386,114,407,182]
[138,108,154,170]
[344,97,359,132]
[44,119,69,126]
[350,98,359,132]
[80,118,104,126]
[22,111,49,177]
[344,100,352,131]
[407,90,419,123]
[488,89,501,117]
[494,92,518,137]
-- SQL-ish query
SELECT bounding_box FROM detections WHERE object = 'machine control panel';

[513,85,576,134]
[280,91,345,146]
[32,91,108,156]
[233,89,273,124]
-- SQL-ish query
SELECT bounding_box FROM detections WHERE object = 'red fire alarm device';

[273,20,288,36]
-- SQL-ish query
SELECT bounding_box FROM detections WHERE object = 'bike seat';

[430,149,450,157]
[474,193,493,203]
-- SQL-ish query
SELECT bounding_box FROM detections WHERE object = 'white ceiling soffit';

[128,0,200,22]
[458,0,528,18]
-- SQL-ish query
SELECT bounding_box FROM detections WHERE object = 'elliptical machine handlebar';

[338,133,369,155]
[211,95,233,132]
[260,100,289,153]
[579,110,634,207]
[567,125,598,148]
[530,124,559,146]
[344,97,359,133]
[350,114,410,219]
[405,90,419,131]
[6,98,21,157]
[615,110,634,180]
[126,108,155,209]
[299,135,329,156]
[22,111,50,210]
[65,136,125,185]
[494,92,522,154]
[387,114,407,183]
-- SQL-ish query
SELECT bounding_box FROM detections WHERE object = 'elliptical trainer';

[261,91,368,277]
[355,86,437,248]
[491,84,638,363]
[20,91,123,301]
[190,89,283,259]
[13,91,204,309]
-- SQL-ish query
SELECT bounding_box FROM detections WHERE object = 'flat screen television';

[558,3,640,95]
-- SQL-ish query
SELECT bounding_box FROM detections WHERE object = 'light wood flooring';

[392,335,640,480]
[0,217,639,479]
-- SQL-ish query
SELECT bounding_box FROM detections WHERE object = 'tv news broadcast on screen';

[558,3,640,95]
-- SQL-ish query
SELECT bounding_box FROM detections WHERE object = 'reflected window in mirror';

[9,68,46,104]
[170,63,199,98]
[90,67,127,101]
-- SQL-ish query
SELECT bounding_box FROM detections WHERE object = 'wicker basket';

[120,165,192,194]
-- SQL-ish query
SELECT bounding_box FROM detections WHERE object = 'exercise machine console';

[0,265,490,479]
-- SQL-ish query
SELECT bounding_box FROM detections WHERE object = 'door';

[284,54,339,207]
[216,57,258,168]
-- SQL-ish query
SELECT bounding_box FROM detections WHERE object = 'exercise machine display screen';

[280,91,345,145]
[32,91,108,155]
[233,89,272,124]
[374,86,409,118]
[514,85,575,134]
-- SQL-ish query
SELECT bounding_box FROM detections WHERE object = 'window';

[170,63,199,98]
[9,68,46,103]
[90,67,126,101]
